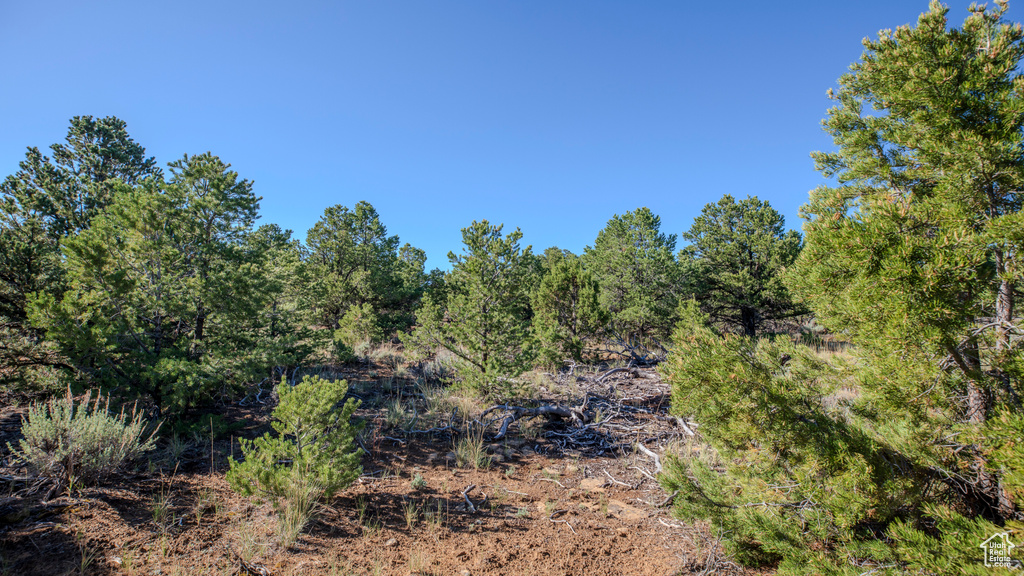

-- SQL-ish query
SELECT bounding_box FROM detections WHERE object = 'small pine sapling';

[227,375,362,543]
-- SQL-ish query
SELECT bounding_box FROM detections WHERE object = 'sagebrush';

[9,389,157,492]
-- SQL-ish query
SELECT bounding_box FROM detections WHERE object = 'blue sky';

[1,1,952,269]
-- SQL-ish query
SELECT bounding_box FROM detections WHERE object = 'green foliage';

[28,154,291,416]
[9,389,157,491]
[405,220,535,399]
[661,306,947,573]
[242,224,319,374]
[664,3,1024,573]
[582,207,679,357]
[531,256,607,366]
[0,116,158,391]
[789,0,1024,423]
[332,337,357,365]
[305,201,426,336]
[887,505,1011,576]
[787,0,1024,517]
[681,194,804,336]
[335,303,383,349]
[979,411,1024,502]
[227,375,362,502]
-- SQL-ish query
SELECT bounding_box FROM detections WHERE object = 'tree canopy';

[405,220,535,399]
[305,201,426,338]
[582,207,680,360]
[681,194,804,336]
[663,3,1024,572]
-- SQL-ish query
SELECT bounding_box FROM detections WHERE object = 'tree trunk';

[740,308,757,338]
[995,277,1014,352]
[963,336,987,424]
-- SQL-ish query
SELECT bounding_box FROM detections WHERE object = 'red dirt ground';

[0,366,756,576]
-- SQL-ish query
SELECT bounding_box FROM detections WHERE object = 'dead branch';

[596,367,631,383]
[549,509,577,534]
[603,469,631,487]
[462,484,477,513]
[652,415,696,436]
[538,477,566,489]
[636,442,663,473]
[481,403,592,440]
[629,465,657,481]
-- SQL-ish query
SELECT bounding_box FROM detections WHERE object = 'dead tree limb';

[481,404,592,440]
[462,484,477,513]
[636,442,663,473]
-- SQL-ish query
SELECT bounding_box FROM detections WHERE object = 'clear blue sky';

[1,1,954,269]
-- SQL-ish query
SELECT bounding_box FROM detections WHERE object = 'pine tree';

[582,207,680,360]
[0,116,158,390]
[30,154,276,415]
[681,194,804,336]
[305,201,426,337]
[532,256,607,367]
[405,221,535,399]
[662,3,1024,573]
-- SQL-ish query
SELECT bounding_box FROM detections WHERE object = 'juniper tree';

[681,195,804,336]
[405,220,535,399]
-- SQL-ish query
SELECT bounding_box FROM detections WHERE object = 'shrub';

[227,375,362,545]
[9,389,158,492]
[336,303,383,350]
[331,335,356,364]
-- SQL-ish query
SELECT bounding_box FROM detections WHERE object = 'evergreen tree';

[0,116,158,390]
[538,246,577,273]
[532,256,607,367]
[306,201,426,337]
[681,194,804,336]
[662,3,1024,572]
[30,154,275,415]
[405,221,534,399]
[227,375,362,545]
[243,224,317,375]
[582,207,679,360]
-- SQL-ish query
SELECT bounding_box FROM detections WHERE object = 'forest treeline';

[0,117,805,412]
[4,2,1024,574]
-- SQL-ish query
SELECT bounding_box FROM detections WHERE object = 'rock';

[385,538,398,547]
[580,477,606,492]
